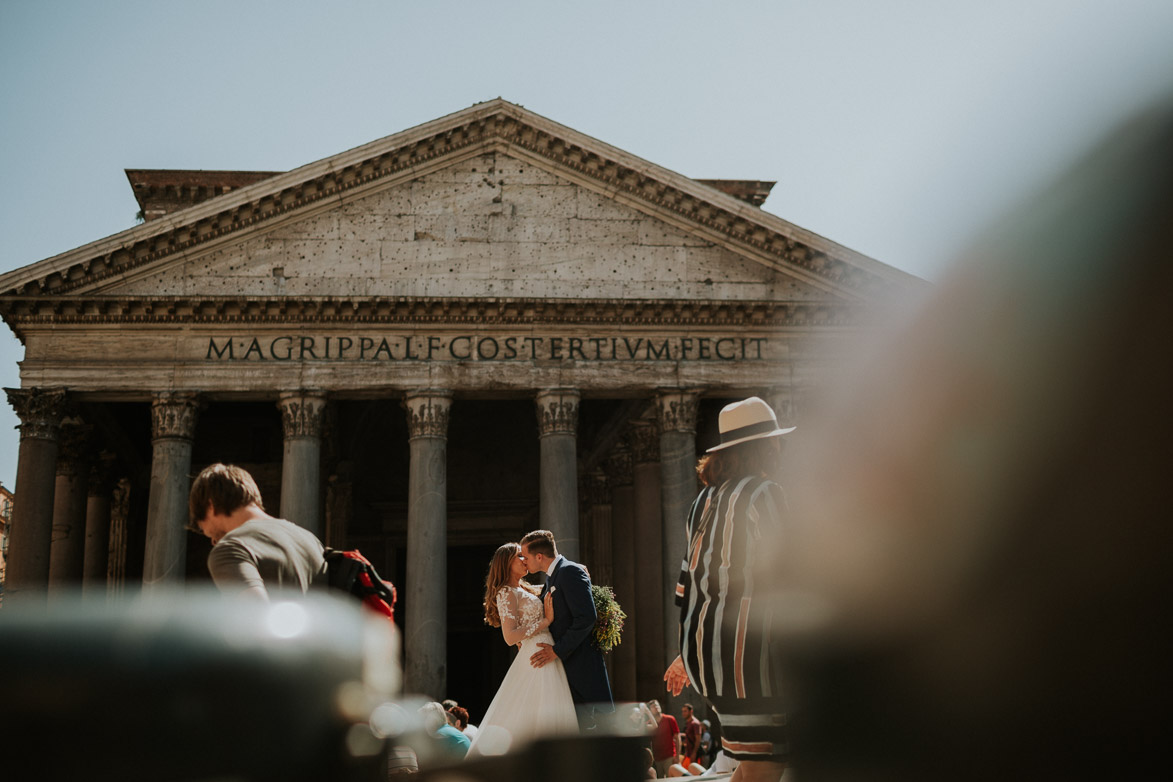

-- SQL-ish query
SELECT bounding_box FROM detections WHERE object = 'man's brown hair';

[520,529,557,558]
[187,463,264,530]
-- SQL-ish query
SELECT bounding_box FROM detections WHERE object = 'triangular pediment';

[86,150,832,303]
[0,99,921,306]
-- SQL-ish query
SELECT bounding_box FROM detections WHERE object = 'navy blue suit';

[541,556,613,713]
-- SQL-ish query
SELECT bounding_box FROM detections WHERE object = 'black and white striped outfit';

[674,474,789,762]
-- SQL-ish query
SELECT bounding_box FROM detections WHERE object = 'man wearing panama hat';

[664,397,792,782]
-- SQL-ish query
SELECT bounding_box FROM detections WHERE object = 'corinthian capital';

[628,421,660,465]
[278,391,328,439]
[88,451,120,496]
[6,387,70,442]
[536,388,579,437]
[405,391,452,439]
[656,390,699,434]
[603,442,633,487]
[150,392,200,441]
[582,470,610,507]
[56,423,95,478]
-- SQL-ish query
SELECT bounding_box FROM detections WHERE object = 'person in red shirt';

[681,703,705,769]
[647,700,680,777]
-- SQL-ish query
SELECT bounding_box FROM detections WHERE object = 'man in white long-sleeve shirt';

[187,463,325,600]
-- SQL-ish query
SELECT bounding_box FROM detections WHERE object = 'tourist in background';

[419,701,470,763]
[448,705,478,742]
[186,463,324,599]
[680,703,704,770]
[664,397,793,782]
[646,699,680,777]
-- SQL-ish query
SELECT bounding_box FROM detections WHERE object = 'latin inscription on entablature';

[204,333,772,363]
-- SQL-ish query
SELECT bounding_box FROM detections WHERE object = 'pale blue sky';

[1,0,1171,487]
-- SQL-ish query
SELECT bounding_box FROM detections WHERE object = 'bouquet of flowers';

[591,584,626,653]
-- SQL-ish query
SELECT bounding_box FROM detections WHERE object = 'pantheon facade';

[0,100,918,712]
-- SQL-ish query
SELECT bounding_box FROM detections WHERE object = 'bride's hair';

[483,542,540,627]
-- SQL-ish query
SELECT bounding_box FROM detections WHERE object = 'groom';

[521,529,614,727]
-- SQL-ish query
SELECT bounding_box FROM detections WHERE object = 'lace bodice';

[496,586,548,646]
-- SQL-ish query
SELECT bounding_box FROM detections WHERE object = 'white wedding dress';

[466,585,579,757]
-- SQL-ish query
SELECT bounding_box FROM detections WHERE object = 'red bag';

[323,548,397,621]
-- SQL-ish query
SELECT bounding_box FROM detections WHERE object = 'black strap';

[718,419,776,445]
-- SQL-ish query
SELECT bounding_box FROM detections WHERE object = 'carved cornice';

[0,103,904,301]
[150,392,200,441]
[405,391,451,439]
[0,297,857,338]
[603,444,633,488]
[56,423,95,478]
[536,389,579,437]
[628,421,660,465]
[657,390,700,434]
[277,391,327,439]
[5,387,68,441]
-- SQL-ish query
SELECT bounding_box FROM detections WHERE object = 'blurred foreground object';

[774,97,1173,780]
[0,590,398,782]
[412,712,650,782]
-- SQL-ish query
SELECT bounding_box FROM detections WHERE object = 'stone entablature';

[201,333,771,363]
[0,296,855,340]
[10,320,828,396]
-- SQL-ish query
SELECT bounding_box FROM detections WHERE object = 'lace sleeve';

[497,587,544,646]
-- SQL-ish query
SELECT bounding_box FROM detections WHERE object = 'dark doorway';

[446,543,514,722]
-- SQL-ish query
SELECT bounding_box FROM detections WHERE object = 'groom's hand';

[530,642,557,668]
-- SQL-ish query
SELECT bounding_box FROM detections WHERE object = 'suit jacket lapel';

[543,556,563,598]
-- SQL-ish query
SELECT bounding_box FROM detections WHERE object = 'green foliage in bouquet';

[591,584,626,653]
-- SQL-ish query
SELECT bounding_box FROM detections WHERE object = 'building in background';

[0,482,14,604]
[0,100,921,710]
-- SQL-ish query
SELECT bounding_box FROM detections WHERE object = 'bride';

[467,542,579,756]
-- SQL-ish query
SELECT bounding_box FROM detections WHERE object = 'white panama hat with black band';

[706,396,796,453]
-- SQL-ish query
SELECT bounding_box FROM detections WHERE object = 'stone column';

[142,392,199,593]
[605,443,638,702]
[3,388,68,606]
[582,470,613,587]
[404,390,451,699]
[325,461,354,550]
[657,390,699,681]
[48,423,93,592]
[536,388,580,561]
[277,390,327,535]
[107,479,131,597]
[82,452,118,597]
[630,420,664,700]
